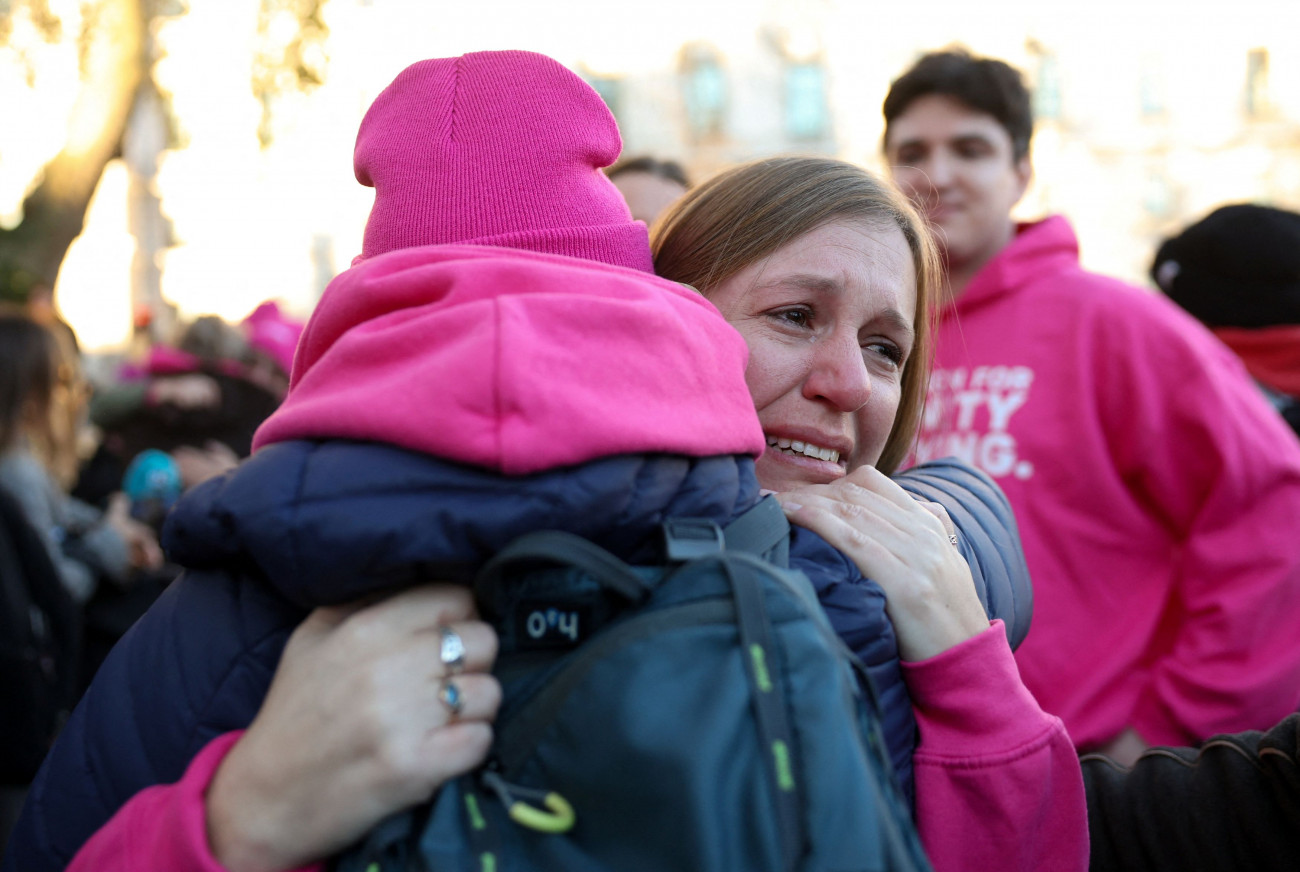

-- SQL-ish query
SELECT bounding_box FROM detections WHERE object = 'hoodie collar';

[946,215,1081,316]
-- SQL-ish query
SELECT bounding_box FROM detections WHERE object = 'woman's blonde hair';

[0,308,86,488]
[651,156,940,474]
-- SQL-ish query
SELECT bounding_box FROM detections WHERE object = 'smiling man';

[883,49,1300,764]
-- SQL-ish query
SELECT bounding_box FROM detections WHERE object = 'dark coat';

[1084,713,1300,871]
[3,442,1029,872]
[0,488,79,787]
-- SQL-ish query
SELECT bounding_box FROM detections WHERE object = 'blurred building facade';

[7,0,1299,349]
[593,2,1300,287]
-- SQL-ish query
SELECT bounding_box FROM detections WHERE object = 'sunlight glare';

[54,161,134,351]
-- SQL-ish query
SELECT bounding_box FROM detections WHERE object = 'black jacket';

[1085,713,1300,871]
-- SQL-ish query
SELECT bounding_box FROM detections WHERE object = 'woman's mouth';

[765,435,840,465]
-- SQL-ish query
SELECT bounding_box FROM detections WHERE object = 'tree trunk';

[0,0,147,302]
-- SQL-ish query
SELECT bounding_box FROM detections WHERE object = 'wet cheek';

[741,362,770,413]
[849,397,898,468]
[742,343,802,413]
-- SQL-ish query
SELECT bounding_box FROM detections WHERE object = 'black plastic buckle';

[662,517,725,562]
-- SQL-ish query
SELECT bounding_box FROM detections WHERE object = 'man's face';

[610,171,688,227]
[885,94,1031,274]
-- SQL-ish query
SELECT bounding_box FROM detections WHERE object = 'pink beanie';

[354,50,652,272]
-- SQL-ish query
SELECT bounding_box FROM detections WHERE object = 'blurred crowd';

[1,300,303,821]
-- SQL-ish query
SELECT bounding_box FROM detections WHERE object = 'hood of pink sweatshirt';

[947,215,1081,317]
[252,245,765,474]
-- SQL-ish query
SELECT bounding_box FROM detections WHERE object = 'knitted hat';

[1151,203,1300,328]
[353,50,652,273]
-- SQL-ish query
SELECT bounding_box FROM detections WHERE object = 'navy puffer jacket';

[3,442,1029,872]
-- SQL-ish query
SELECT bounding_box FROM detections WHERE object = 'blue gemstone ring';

[439,679,464,718]
[439,626,467,675]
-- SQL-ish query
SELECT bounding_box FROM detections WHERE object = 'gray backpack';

[335,497,931,872]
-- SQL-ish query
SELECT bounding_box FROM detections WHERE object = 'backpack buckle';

[661,517,725,562]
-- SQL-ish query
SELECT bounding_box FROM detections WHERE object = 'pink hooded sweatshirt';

[65,52,1084,872]
[914,215,1300,750]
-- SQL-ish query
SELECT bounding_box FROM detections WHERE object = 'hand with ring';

[438,625,468,717]
[775,464,991,662]
[206,584,501,872]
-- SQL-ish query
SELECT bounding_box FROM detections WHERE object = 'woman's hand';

[776,465,989,662]
[206,584,501,872]
[104,492,165,572]
[171,440,240,489]
[1095,727,1150,767]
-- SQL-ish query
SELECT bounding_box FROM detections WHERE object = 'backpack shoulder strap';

[475,530,650,605]
[722,496,789,567]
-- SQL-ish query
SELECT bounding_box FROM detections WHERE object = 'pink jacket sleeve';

[905,621,1088,872]
[66,731,325,872]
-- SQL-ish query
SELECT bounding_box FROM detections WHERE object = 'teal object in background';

[121,449,183,525]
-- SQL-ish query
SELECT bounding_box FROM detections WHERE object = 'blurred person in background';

[68,302,303,688]
[606,154,691,227]
[81,301,304,506]
[0,309,163,607]
[1152,202,1300,440]
[882,48,1300,765]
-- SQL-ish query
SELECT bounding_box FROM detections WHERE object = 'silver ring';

[948,533,959,547]
[439,625,467,674]
[438,679,464,718]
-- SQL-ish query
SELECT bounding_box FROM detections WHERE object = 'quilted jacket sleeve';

[893,457,1034,648]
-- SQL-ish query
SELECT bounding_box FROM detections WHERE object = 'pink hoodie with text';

[913,215,1300,750]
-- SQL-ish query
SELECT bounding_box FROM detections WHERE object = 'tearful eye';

[768,306,814,329]
[864,341,904,369]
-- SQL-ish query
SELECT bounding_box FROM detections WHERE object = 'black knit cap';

[1151,203,1300,328]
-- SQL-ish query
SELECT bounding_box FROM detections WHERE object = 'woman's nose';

[802,334,871,413]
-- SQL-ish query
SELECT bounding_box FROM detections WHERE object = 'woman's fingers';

[344,583,479,638]
[421,722,495,788]
[207,582,503,872]
[434,672,504,726]
[782,465,951,543]
[777,486,917,564]
[432,620,499,677]
[776,475,989,662]
[918,500,959,544]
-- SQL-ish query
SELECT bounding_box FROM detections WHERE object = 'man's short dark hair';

[883,49,1034,161]
[606,156,691,189]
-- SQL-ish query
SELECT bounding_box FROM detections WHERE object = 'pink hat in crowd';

[353,50,652,273]
[241,301,305,377]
